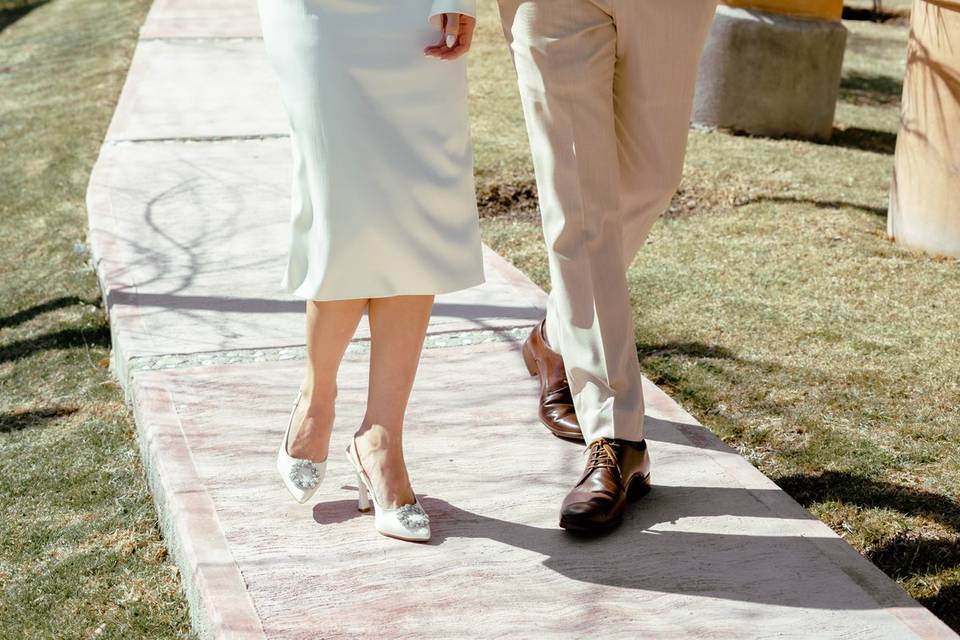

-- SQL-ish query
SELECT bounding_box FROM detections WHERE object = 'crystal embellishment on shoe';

[289,459,322,491]
[395,503,430,531]
[345,439,431,542]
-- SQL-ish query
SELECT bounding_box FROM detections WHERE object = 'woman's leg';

[354,294,434,507]
[288,298,368,462]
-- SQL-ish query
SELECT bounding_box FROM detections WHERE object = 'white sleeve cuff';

[428,0,476,29]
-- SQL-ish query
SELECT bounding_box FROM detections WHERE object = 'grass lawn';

[0,0,192,637]
[469,0,960,631]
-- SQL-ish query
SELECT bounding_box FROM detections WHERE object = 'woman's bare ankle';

[287,391,335,462]
[353,423,415,507]
[299,380,337,407]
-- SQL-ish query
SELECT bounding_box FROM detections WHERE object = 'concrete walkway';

[85,1,955,638]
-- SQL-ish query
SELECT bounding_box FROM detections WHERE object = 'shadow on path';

[303,416,925,613]
[311,483,914,611]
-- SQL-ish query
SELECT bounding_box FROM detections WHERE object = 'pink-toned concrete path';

[85,1,956,638]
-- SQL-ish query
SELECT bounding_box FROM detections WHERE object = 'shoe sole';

[558,515,622,533]
[522,337,586,443]
[558,472,651,533]
[378,530,431,543]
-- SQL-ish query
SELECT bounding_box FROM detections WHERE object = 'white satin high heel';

[276,389,326,504]
[345,438,431,542]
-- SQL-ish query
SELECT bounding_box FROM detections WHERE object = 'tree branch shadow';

[729,193,887,216]
[0,325,110,364]
[0,295,93,330]
[0,404,79,433]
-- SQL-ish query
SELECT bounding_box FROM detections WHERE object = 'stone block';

[693,6,847,141]
[105,39,286,141]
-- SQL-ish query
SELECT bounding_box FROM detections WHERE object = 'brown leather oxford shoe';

[559,438,651,533]
[521,319,584,442]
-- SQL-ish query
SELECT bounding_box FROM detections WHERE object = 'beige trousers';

[498,0,718,442]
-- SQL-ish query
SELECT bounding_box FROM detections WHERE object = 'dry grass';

[0,0,192,637]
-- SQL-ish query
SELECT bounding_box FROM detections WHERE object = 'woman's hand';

[424,13,476,60]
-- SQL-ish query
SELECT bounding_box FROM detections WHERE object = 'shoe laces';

[586,438,620,473]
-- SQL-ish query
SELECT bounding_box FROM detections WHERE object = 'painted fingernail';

[446,34,457,48]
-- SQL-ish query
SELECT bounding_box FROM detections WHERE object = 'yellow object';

[722,0,843,21]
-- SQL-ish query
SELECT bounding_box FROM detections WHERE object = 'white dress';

[256,0,485,301]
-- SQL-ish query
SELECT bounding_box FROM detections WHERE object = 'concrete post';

[693,1,848,141]
[888,0,960,258]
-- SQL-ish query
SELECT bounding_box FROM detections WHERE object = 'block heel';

[356,472,371,512]
[626,473,651,502]
[522,338,539,377]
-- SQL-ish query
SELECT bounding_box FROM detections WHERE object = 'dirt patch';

[476,176,539,220]
[477,175,736,221]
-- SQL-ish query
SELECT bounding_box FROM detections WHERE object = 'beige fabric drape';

[499,0,718,441]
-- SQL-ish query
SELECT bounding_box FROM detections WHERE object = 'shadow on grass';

[0,295,93,329]
[0,404,79,432]
[919,584,960,631]
[842,6,911,24]
[634,339,800,438]
[637,340,752,402]
[777,471,959,531]
[776,470,959,629]
[637,341,738,361]
[693,122,898,155]
[829,126,899,155]
[732,193,886,216]
[839,71,903,108]
[0,0,46,34]
[0,325,110,363]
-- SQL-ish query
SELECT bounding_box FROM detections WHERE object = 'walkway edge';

[130,373,267,640]
[87,59,266,640]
